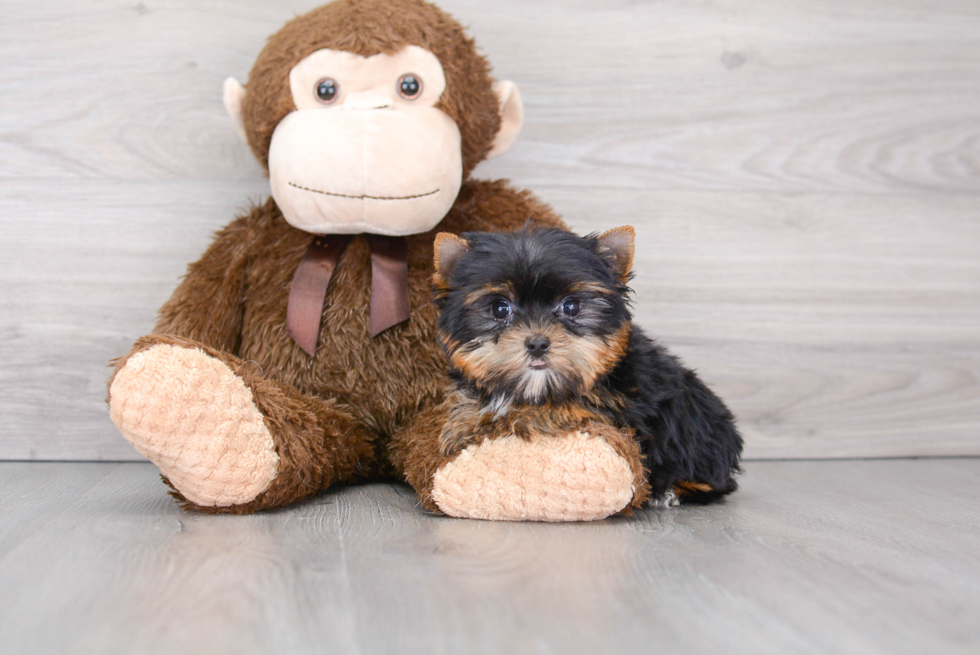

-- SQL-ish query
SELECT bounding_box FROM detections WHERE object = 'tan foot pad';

[431,431,636,522]
[109,344,279,507]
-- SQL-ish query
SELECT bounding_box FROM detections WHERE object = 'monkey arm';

[387,397,456,512]
[151,214,252,353]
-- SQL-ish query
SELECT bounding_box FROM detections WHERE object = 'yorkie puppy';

[432,225,742,505]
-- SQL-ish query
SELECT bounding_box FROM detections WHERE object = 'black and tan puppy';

[432,225,743,506]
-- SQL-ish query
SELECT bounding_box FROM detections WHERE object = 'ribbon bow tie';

[286,234,410,357]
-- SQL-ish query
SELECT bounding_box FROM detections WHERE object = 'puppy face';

[434,226,635,404]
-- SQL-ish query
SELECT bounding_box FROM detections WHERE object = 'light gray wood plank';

[4,0,978,193]
[0,460,978,654]
[2,0,979,459]
[0,179,269,460]
[556,187,980,458]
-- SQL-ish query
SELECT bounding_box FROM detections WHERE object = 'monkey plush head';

[222,0,524,237]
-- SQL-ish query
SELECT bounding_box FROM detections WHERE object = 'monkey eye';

[560,298,581,318]
[315,78,340,104]
[397,74,423,100]
[491,298,512,320]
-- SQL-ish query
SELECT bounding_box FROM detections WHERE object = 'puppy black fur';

[434,226,743,504]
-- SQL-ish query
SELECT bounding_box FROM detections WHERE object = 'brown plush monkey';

[107,0,649,519]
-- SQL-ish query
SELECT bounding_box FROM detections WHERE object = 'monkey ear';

[594,226,635,281]
[433,232,471,288]
[486,81,524,158]
[223,77,247,141]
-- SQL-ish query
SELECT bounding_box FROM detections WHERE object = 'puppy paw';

[649,489,680,508]
[109,343,280,507]
[430,429,644,522]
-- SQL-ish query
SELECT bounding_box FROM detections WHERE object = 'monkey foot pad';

[109,344,280,507]
[431,431,636,522]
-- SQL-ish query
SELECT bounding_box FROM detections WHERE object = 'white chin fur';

[517,368,552,403]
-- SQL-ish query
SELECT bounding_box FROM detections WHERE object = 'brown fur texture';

[107,0,583,514]
[386,397,459,512]
[438,388,618,457]
[108,181,564,511]
[242,0,500,179]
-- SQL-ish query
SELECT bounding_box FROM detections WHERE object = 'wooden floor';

[0,460,977,654]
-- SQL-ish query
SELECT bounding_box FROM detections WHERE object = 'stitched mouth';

[289,182,439,201]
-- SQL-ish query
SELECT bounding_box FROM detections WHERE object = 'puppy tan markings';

[431,225,743,508]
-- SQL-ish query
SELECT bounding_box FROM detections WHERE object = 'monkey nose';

[525,335,551,356]
[343,93,394,110]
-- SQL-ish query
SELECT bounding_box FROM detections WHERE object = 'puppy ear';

[594,226,635,281]
[433,232,470,289]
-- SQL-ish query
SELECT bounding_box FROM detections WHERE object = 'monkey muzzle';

[268,104,463,237]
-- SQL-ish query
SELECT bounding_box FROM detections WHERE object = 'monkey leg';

[390,403,651,522]
[107,335,373,513]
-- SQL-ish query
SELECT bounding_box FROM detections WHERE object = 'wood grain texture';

[0,460,978,654]
[1,0,979,459]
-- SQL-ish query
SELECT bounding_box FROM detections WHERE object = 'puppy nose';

[525,335,550,356]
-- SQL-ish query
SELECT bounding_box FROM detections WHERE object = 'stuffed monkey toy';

[108,0,739,521]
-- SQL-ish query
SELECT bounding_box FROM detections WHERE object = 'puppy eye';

[397,74,423,100]
[561,298,581,318]
[491,299,512,320]
[315,78,340,104]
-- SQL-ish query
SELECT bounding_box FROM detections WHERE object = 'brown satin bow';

[286,234,410,357]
